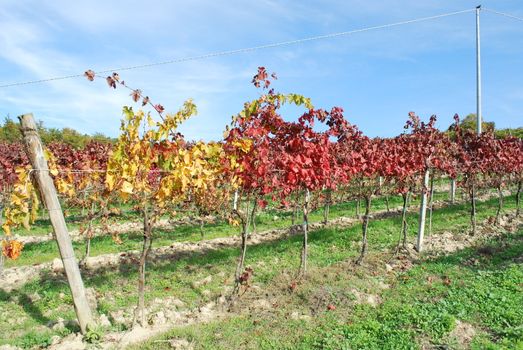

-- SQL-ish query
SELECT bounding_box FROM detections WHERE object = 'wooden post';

[428,172,435,236]
[450,178,456,204]
[19,113,94,333]
[416,168,430,252]
[233,190,239,211]
[300,188,310,276]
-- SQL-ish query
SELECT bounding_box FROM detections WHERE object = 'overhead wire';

[1,7,522,90]
[483,8,523,22]
[0,8,476,89]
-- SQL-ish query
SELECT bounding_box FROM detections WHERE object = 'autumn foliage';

[0,67,522,306]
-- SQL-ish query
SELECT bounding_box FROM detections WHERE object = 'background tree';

[447,113,495,134]
[0,116,114,146]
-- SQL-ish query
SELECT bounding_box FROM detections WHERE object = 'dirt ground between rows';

[1,198,521,350]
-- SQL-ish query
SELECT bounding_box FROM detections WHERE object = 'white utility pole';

[416,168,431,252]
[476,5,482,134]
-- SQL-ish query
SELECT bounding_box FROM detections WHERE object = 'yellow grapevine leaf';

[2,239,24,260]
[147,114,155,127]
[2,224,11,236]
[106,173,116,190]
[121,181,134,194]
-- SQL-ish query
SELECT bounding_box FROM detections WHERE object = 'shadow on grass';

[0,289,51,327]
[3,197,519,331]
[427,231,523,270]
[12,193,513,268]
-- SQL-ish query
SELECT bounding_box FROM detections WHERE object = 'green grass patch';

[5,187,493,269]
[0,193,520,349]
[133,231,523,350]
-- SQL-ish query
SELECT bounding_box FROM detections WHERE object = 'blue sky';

[0,0,522,141]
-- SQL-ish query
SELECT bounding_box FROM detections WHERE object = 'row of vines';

[1,67,522,328]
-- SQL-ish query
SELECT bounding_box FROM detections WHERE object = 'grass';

[131,216,522,349]
[308,240,523,350]
[5,189,457,268]
[5,203,143,237]
[0,192,520,349]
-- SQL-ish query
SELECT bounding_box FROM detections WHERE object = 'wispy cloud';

[0,0,521,139]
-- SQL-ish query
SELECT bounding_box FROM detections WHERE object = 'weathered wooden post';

[19,113,94,333]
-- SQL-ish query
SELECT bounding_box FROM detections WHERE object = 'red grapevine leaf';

[84,70,95,81]
[106,76,116,89]
[130,89,142,103]
[154,104,165,114]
